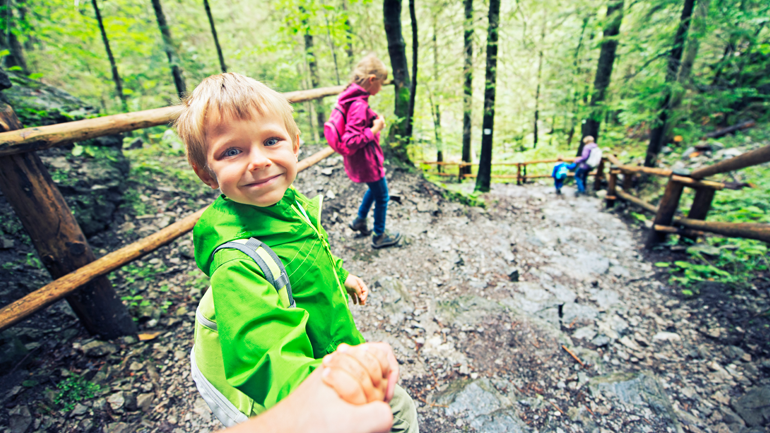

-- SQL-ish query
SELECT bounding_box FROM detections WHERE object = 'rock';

[137,393,155,412]
[652,332,681,343]
[105,422,130,433]
[417,200,439,213]
[192,397,212,423]
[128,137,144,149]
[561,302,598,324]
[508,269,520,282]
[373,278,414,325]
[1,236,14,249]
[0,334,29,371]
[592,335,611,347]
[79,340,117,357]
[9,405,32,433]
[70,403,88,416]
[732,386,770,427]
[438,295,504,328]
[434,379,529,432]
[573,326,597,341]
[124,392,138,411]
[129,361,144,371]
[592,289,620,309]
[590,371,681,431]
[546,284,577,304]
[107,392,125,411]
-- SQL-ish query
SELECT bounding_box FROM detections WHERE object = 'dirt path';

[1,151,768,433]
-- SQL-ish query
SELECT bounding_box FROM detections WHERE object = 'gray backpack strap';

[212,238,295,308]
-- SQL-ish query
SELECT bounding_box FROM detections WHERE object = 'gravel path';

[1,151,768,433]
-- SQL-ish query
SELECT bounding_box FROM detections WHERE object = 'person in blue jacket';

[552,156,569,195]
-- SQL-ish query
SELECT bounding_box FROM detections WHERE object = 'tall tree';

[474,0,501,193]
[383,0,412,162]
[461,0,473,176]
[674,0,709,102]
[91,0,128,112]
[566,16,590,148]
[203,0,227,73]
[579,0,624,156]
[533,19,546,149]
[341,0,354,64]
[644,0,696,168]
[405,0,418,139]
[300,6,325,139]
[151,0,187,98]
[430,10,443,168]
[322,7,341,85]
[1,0,29,75]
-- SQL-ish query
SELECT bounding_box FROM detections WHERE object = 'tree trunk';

[405,0,418,139]
[431,13,443,171]
[383,0,412,163]
[342,0,354,64]
[203,0,227,73]
[533,21,545,149]
[92,0,128,112]
[323,9,341,85]
[151,0,187,98]
[677,0,708,87]
[644,0,695,168]
[579,0,623,157]
[301,7,326,140]
[474,0,501,193]
[461,0,473,176]
[1,0,29,75]
[566,16,590,148]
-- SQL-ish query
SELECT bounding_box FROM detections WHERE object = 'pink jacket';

[336,83,385,183]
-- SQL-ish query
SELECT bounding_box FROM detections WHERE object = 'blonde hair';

[583,135,595,144]
[175,73,300,170]
[350,54,388,86]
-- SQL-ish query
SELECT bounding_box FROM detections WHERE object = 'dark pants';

[358,177,389,236]
[554,177,565,192]
[575,167,590,193]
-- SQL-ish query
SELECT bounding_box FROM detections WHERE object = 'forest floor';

[1,145,769,433]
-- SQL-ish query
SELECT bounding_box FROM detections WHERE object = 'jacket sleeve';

[211,258,321,409]
[574,146,592,165]
[331,253,350,284]
[341,101,375,153]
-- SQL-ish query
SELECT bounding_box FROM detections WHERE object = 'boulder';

[372,277,414,325]
[434,378,530,432]
[732,386,770,427]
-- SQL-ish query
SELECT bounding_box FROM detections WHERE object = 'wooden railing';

[0,86,344,337]
[604,146,770,246]
[420,157,606,190]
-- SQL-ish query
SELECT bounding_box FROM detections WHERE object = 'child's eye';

[264,138,280,147]
[223,148,241,157]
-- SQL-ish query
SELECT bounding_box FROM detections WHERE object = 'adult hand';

[222,367,393,433]
[371,117,386,134]
[321,343,392,404]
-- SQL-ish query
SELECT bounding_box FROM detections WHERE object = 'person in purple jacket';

[568,135,599,195]
[338,54,401,249]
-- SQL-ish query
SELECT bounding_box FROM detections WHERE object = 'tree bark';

[0,105,136,339]
[151,0,187,98]
[203,0,227,73]
[474,0,501,193]
[92,0,128,112]
[579,0,623,157]
[405,0,418,139]
[322,9,341,85]
[1,0,29,75]
[383,0,412,163]
[300,7,326,140]
[341,0,354,64]
[431,13,443,170]
[533,21,545,149]
[461,0,473,176]
[644,0,696,168]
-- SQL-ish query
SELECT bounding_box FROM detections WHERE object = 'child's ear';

[193,164,219,189]
[293,133,300,157]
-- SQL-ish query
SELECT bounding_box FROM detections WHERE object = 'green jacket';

[192,187,365,417]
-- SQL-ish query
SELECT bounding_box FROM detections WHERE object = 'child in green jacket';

[175,73,418,432]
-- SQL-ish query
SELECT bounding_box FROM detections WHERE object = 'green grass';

[54,376,101,413]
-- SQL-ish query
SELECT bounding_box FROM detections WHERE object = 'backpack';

[586,146,603,168]
[324,105,354,156]
[555,164,568,179]
[191,237,294,426]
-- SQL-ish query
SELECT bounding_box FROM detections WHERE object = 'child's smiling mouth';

[243,173,283,188]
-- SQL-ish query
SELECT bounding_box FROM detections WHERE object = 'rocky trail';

[1,148,769,433]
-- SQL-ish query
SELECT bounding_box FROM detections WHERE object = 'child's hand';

[371,117,386,134]
[321,343,397,405]
[345,274,368,305]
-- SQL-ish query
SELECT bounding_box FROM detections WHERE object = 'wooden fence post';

[606,170,617,208]
[623,172,633,192]
[0,105,136,339]
[682,187,716,242]
[646,176,685,248]
[516,163,522,185]
[594,158,605,191]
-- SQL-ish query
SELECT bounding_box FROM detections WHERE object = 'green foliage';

[54,377,100,413]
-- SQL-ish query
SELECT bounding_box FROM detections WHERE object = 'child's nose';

[247,148,271,171]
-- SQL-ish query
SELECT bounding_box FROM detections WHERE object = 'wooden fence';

[0,85,344,338]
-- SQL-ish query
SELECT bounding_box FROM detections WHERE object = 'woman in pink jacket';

[337,55,401,249]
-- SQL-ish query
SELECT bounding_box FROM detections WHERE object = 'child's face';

[366,75,383,96]
[194,108,300,207]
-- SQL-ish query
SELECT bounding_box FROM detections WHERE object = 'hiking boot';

[372,231,402,249]
[349,217,370,235]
